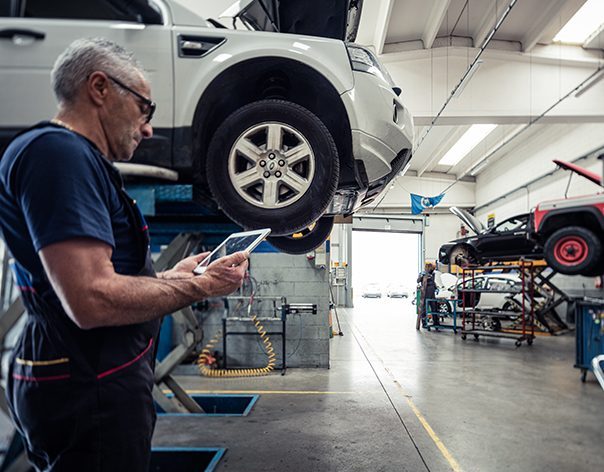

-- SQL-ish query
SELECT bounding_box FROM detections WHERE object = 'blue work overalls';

[5,140,161,471]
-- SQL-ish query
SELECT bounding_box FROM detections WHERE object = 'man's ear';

[87,71,109,107]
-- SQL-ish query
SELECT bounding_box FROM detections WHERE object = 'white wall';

[424,213,464,263]
[379,174,475,209]
[475,124,604,222]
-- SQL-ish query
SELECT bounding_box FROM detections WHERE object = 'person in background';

[417,262,439,328]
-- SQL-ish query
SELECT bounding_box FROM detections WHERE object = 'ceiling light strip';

[463,64,604,177]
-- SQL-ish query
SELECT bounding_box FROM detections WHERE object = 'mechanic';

[0,38,248,471]
[417,262,439,328]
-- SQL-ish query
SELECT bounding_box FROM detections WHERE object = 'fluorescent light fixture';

[453,60,483,98]
[439,124,497,167]
[553,0,604,44]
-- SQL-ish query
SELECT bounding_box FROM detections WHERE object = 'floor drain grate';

[156,394,259,416]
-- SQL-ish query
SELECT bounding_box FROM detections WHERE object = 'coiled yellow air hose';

[197,314,277,378]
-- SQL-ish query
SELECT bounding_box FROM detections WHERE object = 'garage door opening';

[352,230,420,303]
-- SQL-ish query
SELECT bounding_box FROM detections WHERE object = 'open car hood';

[554,159,603,187]
[450,207,485,235]
[220,0,363,41]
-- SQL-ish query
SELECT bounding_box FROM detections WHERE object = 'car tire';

[544,226,602,276]
[206,99,339,236]
[267,216,335,255]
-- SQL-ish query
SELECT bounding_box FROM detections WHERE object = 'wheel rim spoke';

[284,143,311,166]
[263,180,279,206]
[266,124,283,151]
[235,138,263,162]
[281,172,308,194]
[234,168,261,189]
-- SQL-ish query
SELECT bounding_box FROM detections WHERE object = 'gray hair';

[51,37,146,106]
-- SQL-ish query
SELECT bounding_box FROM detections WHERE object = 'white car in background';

[0,0,414,254]
[386,284,409,298]
[361,283,382,298]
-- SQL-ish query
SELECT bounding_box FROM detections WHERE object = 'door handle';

[0,28,46,43]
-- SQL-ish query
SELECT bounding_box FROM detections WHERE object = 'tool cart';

[460,261,536,346]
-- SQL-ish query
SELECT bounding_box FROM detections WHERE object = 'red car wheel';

[544,226,601,276]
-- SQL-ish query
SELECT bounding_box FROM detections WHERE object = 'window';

[14,0,162,24]
[494,216,527,233]
[486,277,518,292]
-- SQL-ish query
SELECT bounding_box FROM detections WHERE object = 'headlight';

[346,44,397,89]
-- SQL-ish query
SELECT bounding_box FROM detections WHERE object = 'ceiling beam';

[521,0,569,52]
[374,0,395,55]
[422,0,451,49]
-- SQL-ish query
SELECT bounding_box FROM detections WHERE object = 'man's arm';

[39,237,248,329]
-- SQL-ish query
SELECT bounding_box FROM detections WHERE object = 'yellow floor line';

[403,390,462,472]
[170,389,372,395]
[349,321,463,472]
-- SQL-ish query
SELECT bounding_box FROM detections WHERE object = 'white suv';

[0,0,414,254]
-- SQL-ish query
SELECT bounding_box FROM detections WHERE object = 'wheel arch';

[189,57,353,187]
[539,208,604,241]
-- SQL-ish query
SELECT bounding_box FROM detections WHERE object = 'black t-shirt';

[0,124,143,293]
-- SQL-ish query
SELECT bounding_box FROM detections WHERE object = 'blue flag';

[410,193,444,215]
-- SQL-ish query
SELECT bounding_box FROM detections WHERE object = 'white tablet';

[193,228,271,275]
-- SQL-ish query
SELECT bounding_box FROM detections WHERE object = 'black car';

[439,208,543,266]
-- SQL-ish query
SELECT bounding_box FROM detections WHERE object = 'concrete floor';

[154,298,604,472]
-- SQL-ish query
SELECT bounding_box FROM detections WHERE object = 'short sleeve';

[12,132,115,252]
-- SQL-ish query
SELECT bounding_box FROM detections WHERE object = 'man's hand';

[195,251,249,297]
[160,252,210,280]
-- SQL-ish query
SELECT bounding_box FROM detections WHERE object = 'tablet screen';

[193,229,271,274]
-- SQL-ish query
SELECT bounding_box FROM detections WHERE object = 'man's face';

[104,73,154,162]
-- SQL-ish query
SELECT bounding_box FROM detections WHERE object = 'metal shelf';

[462,309,521,317]
[459,289,522,294]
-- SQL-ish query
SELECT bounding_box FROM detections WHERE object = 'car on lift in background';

[438,209,543,266]
[0,0,414,255]
[532,159,603,276]
[438,159,603,277]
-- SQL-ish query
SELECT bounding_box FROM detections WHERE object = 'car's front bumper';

[341,71,414,183]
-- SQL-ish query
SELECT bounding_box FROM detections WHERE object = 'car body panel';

[553,159,602,187]
[0,0,414,241]
[450,207,485,234]
[440,211,542,263]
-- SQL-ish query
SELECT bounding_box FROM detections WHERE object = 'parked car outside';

[386,284,409,298]
[0,0,414,255]
[361,283,382,298]
[438,208,543,266]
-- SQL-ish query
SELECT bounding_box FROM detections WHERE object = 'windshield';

[494,215,528,232]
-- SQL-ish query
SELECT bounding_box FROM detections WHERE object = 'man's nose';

[141,122,153,139]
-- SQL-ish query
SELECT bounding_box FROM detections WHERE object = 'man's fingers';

[217,251,249,267]
[193,251,210,262]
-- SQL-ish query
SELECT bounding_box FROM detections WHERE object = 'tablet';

[193,228,271,275]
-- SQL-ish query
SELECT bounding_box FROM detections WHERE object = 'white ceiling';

[355,0,604,180]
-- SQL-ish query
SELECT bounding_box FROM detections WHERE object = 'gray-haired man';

[0,38,248,470]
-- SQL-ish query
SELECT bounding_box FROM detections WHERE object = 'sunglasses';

[107,75,156,124]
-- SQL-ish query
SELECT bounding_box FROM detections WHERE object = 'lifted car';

[533,159,603,276]
[438,208,543,266]
[0,0,414,254]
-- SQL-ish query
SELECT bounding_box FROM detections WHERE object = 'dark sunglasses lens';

[146,103,156,123]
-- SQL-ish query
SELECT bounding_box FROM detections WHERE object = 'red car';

[533,159,603,276]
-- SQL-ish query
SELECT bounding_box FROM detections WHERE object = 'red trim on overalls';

[96,338,153,379]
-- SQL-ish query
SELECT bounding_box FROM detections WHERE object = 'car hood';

[220,0,363,41]
[450,207,485,235]
[554,159,603,187]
